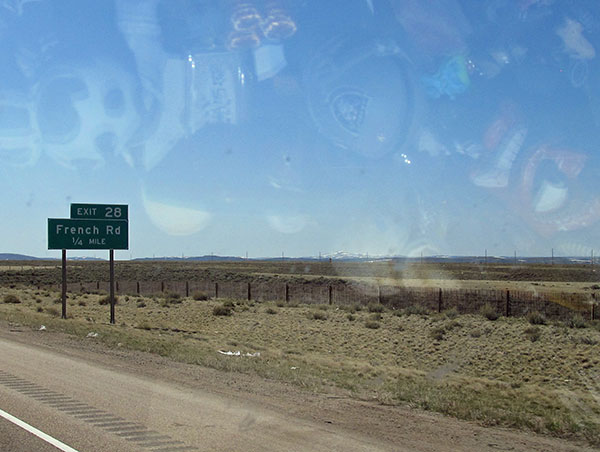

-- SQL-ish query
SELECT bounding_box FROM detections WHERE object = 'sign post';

[109,249,115,324]
[48,203,129,324]
[61,249,67,319]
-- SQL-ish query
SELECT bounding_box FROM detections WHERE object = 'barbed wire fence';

[53,278,600,321]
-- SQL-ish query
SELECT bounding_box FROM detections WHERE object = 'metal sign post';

[109,249,115,324]
[61,249,67,319]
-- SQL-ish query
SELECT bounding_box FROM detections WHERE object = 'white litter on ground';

[218,350,260,357]
[86,332,98,338]
[39,325,46,331]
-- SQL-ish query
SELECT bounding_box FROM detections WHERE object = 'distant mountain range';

[0,252,594,264]
[0,253,101,261]
[133,255,245,262]
[0,253,43,260]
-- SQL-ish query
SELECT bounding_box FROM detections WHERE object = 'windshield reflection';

[0,0,599,259]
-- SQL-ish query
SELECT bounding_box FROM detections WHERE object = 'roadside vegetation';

[1,286,599,446]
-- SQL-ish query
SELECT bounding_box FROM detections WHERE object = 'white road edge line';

[0,407,80,452]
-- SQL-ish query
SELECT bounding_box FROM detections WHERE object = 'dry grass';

[1,286,599,446]
[527,311,547,325]
[364,320,380,329]
[367,302,385,313]
[99,295,118,306]
[3,294,20,304]
[213,304,232,316]
[524,326,542,342]
[310,310,327,320]
[480,303,499,321]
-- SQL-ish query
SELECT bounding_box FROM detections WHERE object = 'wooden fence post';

[161,281,165,292]
[185,281,189,297]
[506,290,511,317]
[438,288,442,313]
[328,285,333,305]
[285,284,289,302]
[247,282,251,301]
[215,282,219,299]
[136,281,140,295]
[96,281,100,290]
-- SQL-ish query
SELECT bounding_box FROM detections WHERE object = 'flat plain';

[1,260,599,447]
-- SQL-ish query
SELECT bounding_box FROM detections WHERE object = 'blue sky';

[2,0,600,259]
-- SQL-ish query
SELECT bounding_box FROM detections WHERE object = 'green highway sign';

[70,203,128,220]
[48,218,129,250]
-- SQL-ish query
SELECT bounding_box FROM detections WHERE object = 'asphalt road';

[0,417,65,452]
[0,335,399,452]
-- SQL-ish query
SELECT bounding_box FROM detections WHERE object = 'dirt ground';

[0,321,594,452]
[1,261,600,449]
[2,285,600,446]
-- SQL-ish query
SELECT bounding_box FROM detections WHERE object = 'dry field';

[1,280,599,447]
[3,260,600,291]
